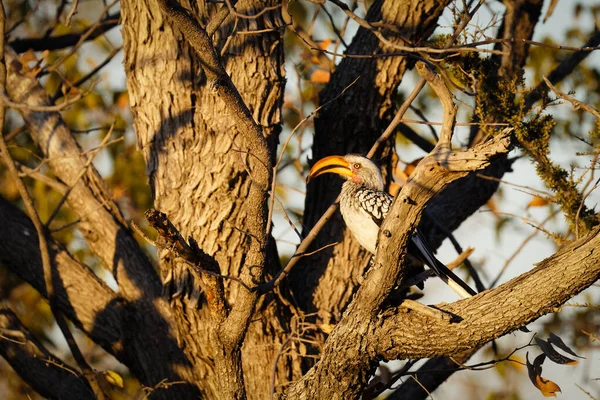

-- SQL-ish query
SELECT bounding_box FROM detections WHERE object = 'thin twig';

[0,87,90,111]
[266,77,360,236]
[4,125,26,141]
[544,77,600,120]
[490,209,560,287]
[16,162,68,194]
[476,173,556,200]
[45,125,116,228]
[402,118,509,127]
[47,0,119,72]
[53,46,123,101]
[64,0,79,26]
[223,0,281,20]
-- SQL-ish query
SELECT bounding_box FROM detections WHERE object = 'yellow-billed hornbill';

[308,154,477,299]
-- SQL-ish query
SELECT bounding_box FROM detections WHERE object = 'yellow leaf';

[535,375,561,397]
[115,92,129,109]
[319,38,332,50]
[527,196,549,208]
[103,370,124,388]
[298,342,307,356]
[310,69,330,84]
[19,49,37,63]
[83,93,101,109]
[388,182,401,197]
[319,324,335,334]
[404,158,423,177]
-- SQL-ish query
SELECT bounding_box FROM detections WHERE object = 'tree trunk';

[121,0,292,397]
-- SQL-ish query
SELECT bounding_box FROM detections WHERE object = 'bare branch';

[543,77,600,120]
[375,226,600,359]
[525,30,600,110]
[155,1,277,397]
[8,13,120,53]
[0,9,104,395]
[0,305,95,400]
[5,47,160,301]
[145,209,231,320]
[64,0,79,26]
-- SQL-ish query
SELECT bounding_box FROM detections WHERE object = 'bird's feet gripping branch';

[307,153,477,299]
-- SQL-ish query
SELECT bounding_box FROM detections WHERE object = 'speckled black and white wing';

[355,188,393,227]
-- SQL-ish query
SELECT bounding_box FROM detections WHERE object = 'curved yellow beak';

[307,155,353,183]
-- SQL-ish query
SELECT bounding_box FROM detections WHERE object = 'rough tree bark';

[121,0,291,397]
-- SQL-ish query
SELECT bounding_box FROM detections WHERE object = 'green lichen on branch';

[473,57,525,139]
[514,115,598,235]
[447,53,598,235]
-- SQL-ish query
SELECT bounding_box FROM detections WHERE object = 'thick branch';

[0,197,125,356]
[156,0,270,171]
[0,200,201,399]
[156,1,275,398]
[375,226,600,358]
[5,54,202,397]
[1,8,106,395]
[403,2,547,394]
[0,306,95,400]
[145,209,228,321]
[9,13,120,53]
[4,48,160,302]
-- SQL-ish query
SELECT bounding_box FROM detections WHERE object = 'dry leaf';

[536,338,578,365]
[310,69,330,84]
[115,92,129,109]
[388,182,401,197]
[548,333,584,359]
[527,196,550,208]
[319,38,332,50]
[319,323,335,334]
[527,353,562,397]
[535,375,561,397]
[103,370,124,388]
[19,49,37,63]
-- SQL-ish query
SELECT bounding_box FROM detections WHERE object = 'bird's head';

[307,154,384,190]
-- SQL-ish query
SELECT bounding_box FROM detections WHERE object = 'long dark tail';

[410,230,477,299]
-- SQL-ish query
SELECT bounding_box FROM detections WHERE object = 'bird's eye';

[353,163,361,169]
